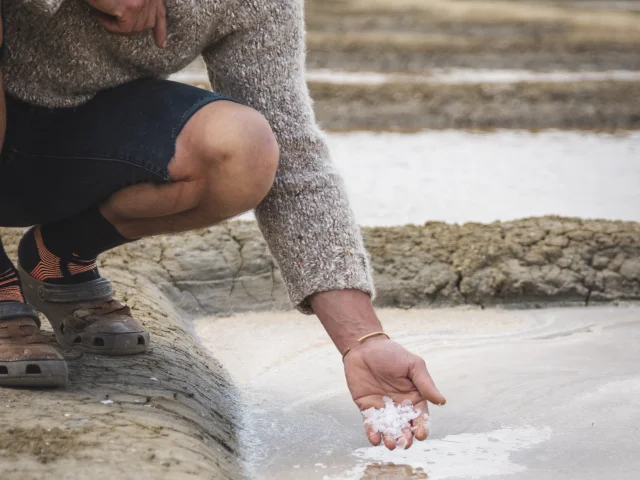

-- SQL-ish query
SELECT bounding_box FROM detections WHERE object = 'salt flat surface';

[325,130,640,226]
[306,69,640,85]
[171,69,640,86]
[195,306,640,480]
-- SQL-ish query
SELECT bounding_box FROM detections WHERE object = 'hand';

[344,336,446,450]
[85,0,167,48]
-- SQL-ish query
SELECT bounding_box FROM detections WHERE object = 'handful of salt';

[362,396,430,448]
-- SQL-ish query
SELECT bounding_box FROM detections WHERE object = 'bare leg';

[100,100,280,239]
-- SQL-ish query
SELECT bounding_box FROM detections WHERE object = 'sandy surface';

[195,305,640,480]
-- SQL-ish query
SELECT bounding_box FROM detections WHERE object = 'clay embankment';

[1,215,639,477]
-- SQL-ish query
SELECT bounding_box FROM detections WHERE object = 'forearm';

[204,0,375,313]
[311,289,383,355]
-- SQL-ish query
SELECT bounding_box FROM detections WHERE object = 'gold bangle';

[342,331,390,361]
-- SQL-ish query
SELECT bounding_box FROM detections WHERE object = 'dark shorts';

[0,79,235,227]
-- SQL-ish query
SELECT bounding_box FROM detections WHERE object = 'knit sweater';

[3,0,374,313]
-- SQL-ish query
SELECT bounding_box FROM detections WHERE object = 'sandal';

[19,266,150,356]
[0,302,68,388]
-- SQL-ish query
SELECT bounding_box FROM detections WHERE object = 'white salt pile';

[362,397,430,448]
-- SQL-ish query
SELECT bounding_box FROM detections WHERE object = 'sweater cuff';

[292,251,376,315]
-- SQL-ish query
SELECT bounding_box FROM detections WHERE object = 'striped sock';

[18,206,130,285]
[0,240,25,303]
[18,226,101,285]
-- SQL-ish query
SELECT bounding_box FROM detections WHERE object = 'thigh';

[0,79,234,227]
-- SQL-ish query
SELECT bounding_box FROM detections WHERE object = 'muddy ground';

[306,0,640,130]
[0,229,244,480]
[1,215,638,477]
[305,0,640,72]
[179,0,640,130]
[2,217,626,318]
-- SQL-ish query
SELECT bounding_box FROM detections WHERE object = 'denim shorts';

[0,79,235,227]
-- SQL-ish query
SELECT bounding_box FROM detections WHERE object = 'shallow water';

[236,130,640,226]
[325,130,640,226]
[195,306,640,480]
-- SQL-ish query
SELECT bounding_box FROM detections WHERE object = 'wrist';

[311,289,384,354]
[342,331,390,361]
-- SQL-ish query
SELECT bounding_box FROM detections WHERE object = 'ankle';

[0,239,24,303]
[0,268,25,304]
[19,226,101,285]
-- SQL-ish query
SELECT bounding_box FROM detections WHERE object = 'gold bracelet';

[342,331,390,361]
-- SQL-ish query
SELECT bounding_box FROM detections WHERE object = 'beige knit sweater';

[3,0,374,313]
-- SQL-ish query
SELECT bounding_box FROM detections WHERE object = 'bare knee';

[173,101,280,219]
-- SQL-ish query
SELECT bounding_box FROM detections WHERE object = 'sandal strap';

[0,302,41,328]
[35,277,113,304]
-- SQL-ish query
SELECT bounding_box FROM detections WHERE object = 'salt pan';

[362,397,430,445]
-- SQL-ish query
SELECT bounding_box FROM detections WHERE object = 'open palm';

[344,337,446,450]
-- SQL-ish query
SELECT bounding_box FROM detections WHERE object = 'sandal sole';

[0,359,68,388]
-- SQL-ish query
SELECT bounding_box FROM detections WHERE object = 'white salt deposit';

[361,397,429,446]
[327,130,640,226]
[170,69,640,87]
[236,130,640,226]
[306,68,640,85]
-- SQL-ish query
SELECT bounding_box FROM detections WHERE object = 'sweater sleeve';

[202,0,374,313]
[20,0,65,15]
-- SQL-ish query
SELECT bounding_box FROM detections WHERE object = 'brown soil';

[0,427,92,465]
[305,0,640,72]
[311,80,640,130]
[177,0,640,130]
[14,217,627,318]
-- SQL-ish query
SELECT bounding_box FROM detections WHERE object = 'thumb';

[408,357,446,406]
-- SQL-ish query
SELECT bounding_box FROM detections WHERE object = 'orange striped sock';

[0,241,25,304]
[18,207,130,286]
[18,227,100,286]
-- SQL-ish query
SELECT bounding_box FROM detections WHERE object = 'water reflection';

[361,463,429,479]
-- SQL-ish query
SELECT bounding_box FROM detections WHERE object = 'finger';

[409,358,447,406]
[412,408,431,442]
[397,427,413,450]
[153,0,168,48]
[145,1,157,31]
[131,0,150,33]
[382,434,396,451]
[364,423,382,447]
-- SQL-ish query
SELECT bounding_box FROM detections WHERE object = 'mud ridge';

[0,229,244,480]
[1,216,637,474]
[127,217,640,312]
[7,217,635,319]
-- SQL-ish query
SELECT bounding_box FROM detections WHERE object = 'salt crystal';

[361,396,429,445]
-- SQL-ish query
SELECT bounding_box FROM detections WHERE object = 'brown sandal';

[0,302,68,388]
[19,267,150,356]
